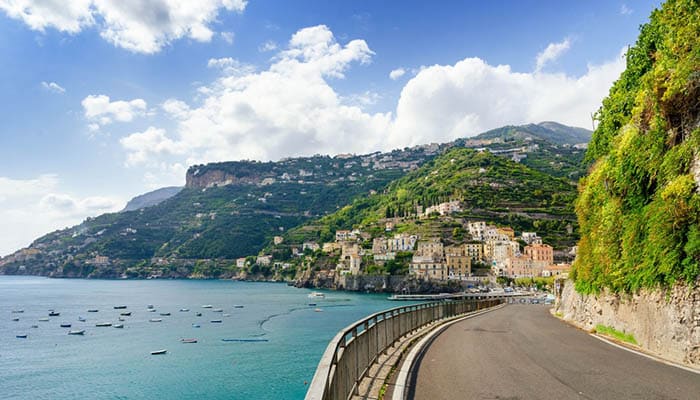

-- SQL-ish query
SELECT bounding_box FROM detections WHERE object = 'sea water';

[0,276,402,399]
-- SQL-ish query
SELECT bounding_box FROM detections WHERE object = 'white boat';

[95,322,112,327]
[149,318,162,322]
[179,308,189,312]
[181,338,197,343]
[78,316,86,322]
[38,317,49,322]
[212,308,223,313]
[201,305,213,308]
[68,330,85,335]
[308,292,325,299]
[113,324,124,329]
[150,349,167,355]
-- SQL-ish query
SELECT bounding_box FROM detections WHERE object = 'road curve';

[409,304,700,400]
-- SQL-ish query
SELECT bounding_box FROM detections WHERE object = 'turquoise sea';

[0,276,403,399]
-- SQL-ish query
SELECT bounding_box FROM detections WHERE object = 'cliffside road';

[409,304,700,400]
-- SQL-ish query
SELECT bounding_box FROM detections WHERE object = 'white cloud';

[620,4,633,15]
[535,38,571,72]
[258,40,277,52]
[82,94,148,129]
[389,68,406,80]
[119,25,624,175]
[0,0,248,54]
[0,174,123,256]
[220,31,234,44]
[119,126,184,166]
[206,57,255,76]
[41,81,66,94]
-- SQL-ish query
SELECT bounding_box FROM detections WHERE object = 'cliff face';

[557,280,700,367]
[185,168,262,188]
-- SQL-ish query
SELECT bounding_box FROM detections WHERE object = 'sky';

[0,0,662,256]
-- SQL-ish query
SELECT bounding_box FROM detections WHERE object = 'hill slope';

[572,0,700,294]
[122,186,182,212]
[284,148,579,249]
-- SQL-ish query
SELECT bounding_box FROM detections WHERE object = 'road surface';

[409,304,700,400]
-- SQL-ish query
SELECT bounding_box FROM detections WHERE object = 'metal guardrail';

[305,298,503,400]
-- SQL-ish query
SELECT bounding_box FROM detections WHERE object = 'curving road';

[409,304,700,400]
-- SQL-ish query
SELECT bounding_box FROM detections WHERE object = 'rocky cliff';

[556,279,700,367]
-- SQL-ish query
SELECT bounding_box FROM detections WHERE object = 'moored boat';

[308,292,325,299]
[12,317,19,321]
[120,312,131,316]
[95,322,112,327]
[68,330,85,335]
[192,323,201,328]
[113,324,124,329]
[159,312,171,316]
[30,325,38,328]
[195,312,202,316]
[11,310,24,313]
[16,334,28,338]
[147,304,154,309]
[150,349,167,355]
[201,305,213,308]
[48,311,60,317]
[212,308,223,313]
[148,309,156,312]
[210,319,222,323]
[38,317,49,322]
[179,308,189,312]
[78,316,86,322]
[181,338,198,343]
[113,306,127,309]
[149,318,162,322]
[60,323,71,328]
[233,305,244,309]
[87,309,99,313]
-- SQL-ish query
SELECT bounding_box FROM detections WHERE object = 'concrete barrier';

[305,298,503,400]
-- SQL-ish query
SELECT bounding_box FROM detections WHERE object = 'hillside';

[0,122,588,279]
[572,0,700,294]
[0,149,437,278]
[283,148,579,249]
[474,121,591,145]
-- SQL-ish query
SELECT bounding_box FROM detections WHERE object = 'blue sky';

[0,0,661,255]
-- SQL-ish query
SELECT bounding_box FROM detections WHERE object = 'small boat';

[113,324,124,329]
[38,317,49,322]
[150,349,167,355]
[147,304,154,309]
[308,303,317,306]
[30,325,38,329]
[60,323,71,328]
[308,292,325,299]
[201,305,213,308]
[314,308,323,312]
[149,318,162,322]
[11,310,24,313]
[12,317,19,322]
[221,338,269,342]
[195,312,202,317]
[223,313,231,317]
[233,305,244,309]
[148,309,156,312]
[210,319,222,323]
[192,323,201,328]
[179,308,189,312]
[118,317,125,321]
[68,330,85,335]
[78,316,86,322]
[16,334,28,339]
[95,322,112,327]
[87,309,99,313]
[113,306,127,309]
[212,309,223,313]
[181,338,197,343]
[48,311,60,317]
[159,312,171,316]
[120,312,131,316]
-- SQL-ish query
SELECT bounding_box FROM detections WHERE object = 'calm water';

[0,276,402,399]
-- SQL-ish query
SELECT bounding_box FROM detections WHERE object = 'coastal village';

[242,199,573,289]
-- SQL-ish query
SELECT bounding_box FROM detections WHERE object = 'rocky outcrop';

[185,168,263,188]
[556,280,700,367]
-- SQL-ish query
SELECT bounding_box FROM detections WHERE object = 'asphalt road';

[409,304,700,400]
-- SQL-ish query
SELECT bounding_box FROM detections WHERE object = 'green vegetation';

[286,148,579,249]
[594,324,638,345]
[572,0,700,294]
